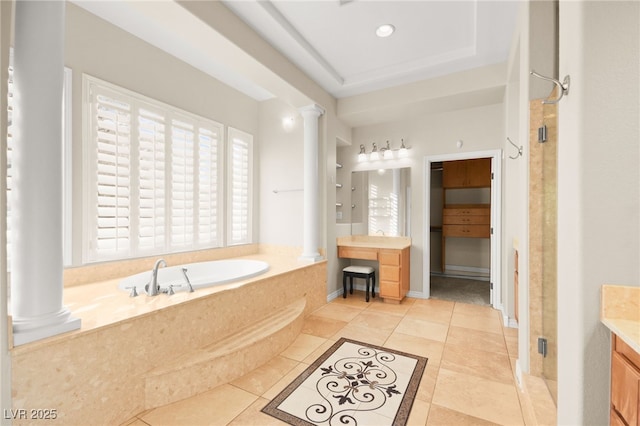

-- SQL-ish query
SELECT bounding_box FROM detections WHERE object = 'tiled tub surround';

[10,246,327,425]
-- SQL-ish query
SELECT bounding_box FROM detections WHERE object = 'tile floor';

[123,293,550,426]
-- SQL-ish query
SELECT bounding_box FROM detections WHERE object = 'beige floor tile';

[395,317,449,343]
[432,368,523,425]
[427,404,499,425]
[140,384,257,426]
[331,290,373,308]
[415,363,439,403]
[522,374,557,426]
[230,356,300,396]
[446,326,508,355]
[119,419,149,426]
[406,299,454,324]
[350,309,404,331]
[301,315,348,338]
[505,333,518,358]
[385,332,445,366]
[365,297,416,316]
[453,302,502,319]
[440,343,514,385]
[329,322,392,346]
[227,397,288,426]
[310,303,365,322]
[407,398,430,426]
[450,310,504,334]
[279,333,327,362]
[301,338,338,364]
[262,362,309,401]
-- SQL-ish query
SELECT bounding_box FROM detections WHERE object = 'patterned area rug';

[262,338,427,426]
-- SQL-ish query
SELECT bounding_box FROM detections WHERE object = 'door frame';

[422,149,503,310]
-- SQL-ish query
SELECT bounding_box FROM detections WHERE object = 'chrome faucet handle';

[181,268,195,293]
[126,286,139,298]
[167,285,175,296]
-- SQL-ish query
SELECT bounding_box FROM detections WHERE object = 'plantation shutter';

[197,126,222,246]
[228,128,252,245]
[93,91,132,258]
[137,108,165,251]
[171,119,195,248]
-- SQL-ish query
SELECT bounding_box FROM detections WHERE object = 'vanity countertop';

[337,235,411,250]
[601,284,640,354]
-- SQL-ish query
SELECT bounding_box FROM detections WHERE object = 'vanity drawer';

[379,250,400,266]
[380,265,400,282]
[338,246,378,261]
[380,281,401,299]
[443,224,490,238]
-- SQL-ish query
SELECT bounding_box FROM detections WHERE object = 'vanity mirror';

[350,168,411,236]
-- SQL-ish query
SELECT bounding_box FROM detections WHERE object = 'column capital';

[298,103,325,117]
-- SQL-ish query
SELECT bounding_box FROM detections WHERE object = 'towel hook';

[530,70,570,104]
[507,137,523,160]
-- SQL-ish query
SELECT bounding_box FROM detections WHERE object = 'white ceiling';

[222,0,521,98]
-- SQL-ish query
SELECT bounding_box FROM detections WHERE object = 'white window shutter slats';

[228,128,252,245]
[85,75,228,262]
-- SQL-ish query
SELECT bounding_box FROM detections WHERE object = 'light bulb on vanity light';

[358,144,367,162]
[369,142,379,161]
[399,138,408,157]
[383,140,394,159]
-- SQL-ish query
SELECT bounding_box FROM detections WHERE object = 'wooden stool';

[342,266,376,302]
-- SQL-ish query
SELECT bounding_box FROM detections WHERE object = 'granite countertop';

[337,235,411,250]
[601,284,640,353]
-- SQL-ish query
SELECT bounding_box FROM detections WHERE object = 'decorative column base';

[298,253,324,263]
[12,309,80,346]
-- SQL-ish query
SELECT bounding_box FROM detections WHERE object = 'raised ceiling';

[222,0,521,98]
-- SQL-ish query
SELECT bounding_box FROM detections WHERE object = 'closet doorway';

[423,150,502,309]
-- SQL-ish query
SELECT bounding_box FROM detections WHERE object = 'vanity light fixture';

[358,144,367,162]
[376,24,395,38]
[382,140,394,159]
[399,138,409,157]
[369,142,380,161]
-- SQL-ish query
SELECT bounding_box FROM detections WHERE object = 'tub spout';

[181,268,195,293]
[146,258,167,296]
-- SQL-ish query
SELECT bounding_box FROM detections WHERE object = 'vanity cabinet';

[611,334,640,426]
[378,247,410,302]
[337,237,411,303]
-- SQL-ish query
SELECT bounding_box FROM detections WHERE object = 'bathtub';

[118,259,270,294]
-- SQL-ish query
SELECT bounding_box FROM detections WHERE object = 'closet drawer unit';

[379,250,400,266]
[443,215,490,225]
[443,206,490,217]
[443,225,490,238]
[380,265,400,282]
[338,246,378,261]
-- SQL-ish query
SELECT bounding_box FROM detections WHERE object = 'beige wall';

[65,3,260,266]
[557,1,640,423]
[340,103,505,296]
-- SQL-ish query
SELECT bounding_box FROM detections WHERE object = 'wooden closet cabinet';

[440,158,492,273]
[442,158,491,188]
[611,334,640,426]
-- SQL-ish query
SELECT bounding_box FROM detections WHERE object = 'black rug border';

[261,337,428,426]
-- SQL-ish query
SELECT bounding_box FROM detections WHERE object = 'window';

[227,127,253,246]
[84,75,225,262]
[6,53,72,267]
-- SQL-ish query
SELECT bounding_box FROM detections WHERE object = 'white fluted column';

[298,104,325,262]
[11,0,80,346]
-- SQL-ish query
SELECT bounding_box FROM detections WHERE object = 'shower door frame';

[423,149,503,311]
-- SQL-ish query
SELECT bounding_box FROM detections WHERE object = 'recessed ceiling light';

[376,24,395,38]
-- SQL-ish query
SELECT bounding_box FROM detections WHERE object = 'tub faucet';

[376,229,385,236]
[147,258,167,296]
